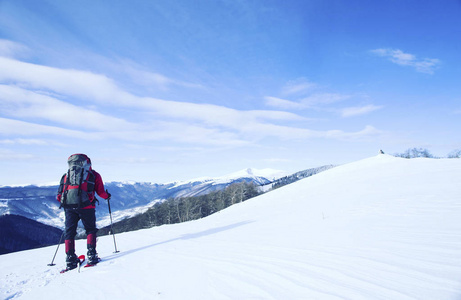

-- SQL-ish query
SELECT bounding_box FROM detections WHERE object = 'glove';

[106,189,111,200]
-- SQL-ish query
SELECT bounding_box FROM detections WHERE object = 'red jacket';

[57,170,110,209]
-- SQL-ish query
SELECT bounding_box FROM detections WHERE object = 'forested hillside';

[99,181,259,235]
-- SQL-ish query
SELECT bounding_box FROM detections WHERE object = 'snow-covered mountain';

[0,167,290,230]
[1,155,460,299]
[168,167,288,186]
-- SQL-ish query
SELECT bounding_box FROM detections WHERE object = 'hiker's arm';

[93,171,110,199]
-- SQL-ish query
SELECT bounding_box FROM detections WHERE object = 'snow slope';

[1,155,461,299]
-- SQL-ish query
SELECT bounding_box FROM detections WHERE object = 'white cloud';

[118,59,205,91]
[0,56,136,105]
[0,149,35,161]
[301,93,351,107]
[0,39,30,58]
[128,120,250,146]
[324,125,382,141]
[0,57,384,145]
[371,48,440,74]
[136,97,306,135]
[282,78,317,96]
[0,85,134,131]
[0,117,92,139]
[265,93,351,111]
[0,57,302,129]
[340,105,383,118]
[262,157,292,163]
[0,138,48,146]
[264,96,305,110]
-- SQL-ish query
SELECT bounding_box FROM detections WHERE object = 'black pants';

[64,208,97,240]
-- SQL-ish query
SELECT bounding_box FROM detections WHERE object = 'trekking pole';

[48,230,65,266]
[106,190,120,253]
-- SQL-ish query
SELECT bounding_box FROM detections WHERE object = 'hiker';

[57,154,111,270]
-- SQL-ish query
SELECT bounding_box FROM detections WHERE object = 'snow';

[1,154,461,299]
[167,167,288,187]
[213,167,289,182]
[0,182,60,188]
[96,199,164,228]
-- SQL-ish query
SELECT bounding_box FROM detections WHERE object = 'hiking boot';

[66,253,79,270]
[87,247,100,265]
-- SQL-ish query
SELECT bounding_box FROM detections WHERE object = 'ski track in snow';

[1,155,461,299]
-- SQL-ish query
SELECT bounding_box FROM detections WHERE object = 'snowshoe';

[60,255,85,273]
[87,247,100,266]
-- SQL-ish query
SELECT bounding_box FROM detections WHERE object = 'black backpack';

[58,154,95,208]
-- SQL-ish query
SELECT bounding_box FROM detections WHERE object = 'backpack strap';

[61,171,70,208]
[58,173,66,209]
[87,171,95,193]
[58,174,66,194]
[77,170,96,208]
[77,168,85,208]
[87,171,97,205]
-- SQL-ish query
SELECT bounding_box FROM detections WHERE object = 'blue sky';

[0,0,460,185]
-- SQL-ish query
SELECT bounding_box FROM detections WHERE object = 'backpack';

[58,154,96,208]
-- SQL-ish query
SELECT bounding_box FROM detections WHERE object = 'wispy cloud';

[0,117,91,139]
[371,48,440,74]
[265,79,383,122]
[0,138,68,148]
[262,157,292,163]
[340,105,384,118]
[0,149,35,161]
[265,93,351,110]
[0,138,48,145]
[0,84,134,131]
[0,56,382,146]
[324,125,382,141]
[301,93,351,107]
[0,39,30,58]
[0,56,135,104]
[264,96,305,110]
[0,56,302,128]
[281,78,318,96]
[118,59,205,91]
